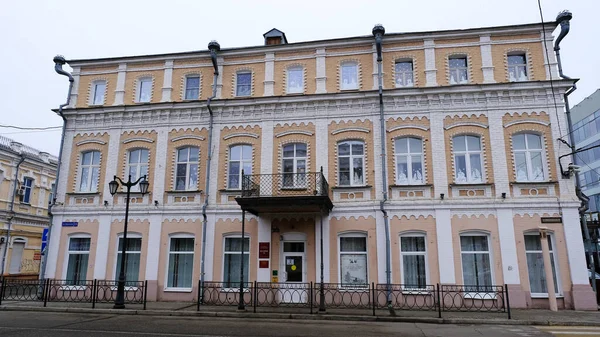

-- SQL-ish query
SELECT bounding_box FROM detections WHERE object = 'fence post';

[91,279,97,309]
[437,284,442,319]
[253,281,257,313]
[504,284,511,319]
[310,282,313,315]
[0,277,5,306]
[43,279,49,307]
[372,282,376,316]
[197,280,201,311]
[143,280,148,310]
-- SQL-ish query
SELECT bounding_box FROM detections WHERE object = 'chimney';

[263,28,288,46]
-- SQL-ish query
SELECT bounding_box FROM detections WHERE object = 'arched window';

[223,235,250,288]
[127,149,149,191]
[394,137,423,185]
[460,233,493,289]
[400,233,428,289]
[228,145,252,189]
[282,143,307,188]
[524,232,560,296]
[453,135,483,184]
[512,133,544,182]
[286,66,304,94]
[166,234,194,290]
[79,150,100,192]
[337,140,364,186]
[175,146,199,190]
[114,233,142,283]
[65,235,91,285]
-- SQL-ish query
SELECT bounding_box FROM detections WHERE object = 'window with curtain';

[339,236,367,286]
[395,60,414,87]
[282,143,307,188]
[228,145,252,189]
[223,237,250,288]
[340,62,358,90]
[115,237,142,284]
[127,149,149,192]
[92,81,106,105]
[512,133,544,182]
[137,77,152,102]
[508,54,528,82]
[21,177,33,204]
[400,236,427,289]
[525,234,560,295]
[79,151,100,192]
[338,141,365,186]
[167,237,194,289]
[287,66,304,94]
[453,135,483,184]
[449,56,468,84]
[460,235,492,290]
[236,72,252,97]
[175,146,199,191]
[66,237,90,285]
[184,75,200,100]
[395,137,424,185]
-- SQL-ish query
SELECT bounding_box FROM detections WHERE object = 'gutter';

[1,154,26,277]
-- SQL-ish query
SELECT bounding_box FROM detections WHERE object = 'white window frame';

[62,234,91,287]
[524,232,562,297]
[21,177,34,204]
[340,62,359,90]
[235,71,252,97]
[394,59,414,88]
[184,75,200,100]
[507,53,528,82]
[337,140,365,187]
[449,56,469,84]
[282,143,307,188]
[222,235,250,291]
[394,137,424,185]
[113,233,142,285]
[227,145,252,190]
[90,80,106,105]
[459,232,495,298]
[453,135,484,184]
[164,234,195,292]
[127,148,149,192]
[174,146,199,191]
[512,133,546,182]
[399,233,429,290]
[286,66,304,94]
[136,77,152,103]
[78,150,101,193]
[337,232,369,288]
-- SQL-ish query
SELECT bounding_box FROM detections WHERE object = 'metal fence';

[198,281,511,318]
[0,278,147,309]
[241,171,329,198]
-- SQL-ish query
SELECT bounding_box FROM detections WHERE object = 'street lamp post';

[109,174,149,309]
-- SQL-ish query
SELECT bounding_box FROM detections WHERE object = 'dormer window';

[508,54,528,82]
[137,77,152,103]
[341,62,358,90]
[236,72,252,97]
[395,60,414,88]
[91,80,106,105]
[449,56,468,84]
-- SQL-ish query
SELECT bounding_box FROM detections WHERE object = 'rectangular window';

[287,67,304,94]
[508,54,528,82]
[525,234,559,295]
[66,237,90,285]
[184,76,200,100]
[167,237,194,289]
[339,236,367,286]
[228,145,252,189]
[236,73,252,97]
[79,151,101,192]
[400,236,427,289]
[223,237,250,288]
[128,149,149,192]
[341,63,358,90]
[460,235,492,290]
[453,135,483,184]
[175,147,199,191]
[338,141,364,186]
[395,61,414,87]
[449,57,468,84]
[138,78,152,102]
[115,237,142,283]
[21,177,33,204]
[92,81,106,105]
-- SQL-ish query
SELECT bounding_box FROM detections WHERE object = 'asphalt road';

[0,310,593,337]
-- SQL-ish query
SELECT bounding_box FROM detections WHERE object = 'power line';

[576,153,600,187]
[0,124,62,130]
[0,129,62,135]
[563,113,600,140]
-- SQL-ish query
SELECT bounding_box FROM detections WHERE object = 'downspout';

[373,24,393,309]
[200,41,220,300]
[39,55,73,281]
[553,11,595,291]
[1,154,25,277]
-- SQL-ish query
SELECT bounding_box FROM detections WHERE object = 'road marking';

[535,326,600,336]
[0,326,227,337]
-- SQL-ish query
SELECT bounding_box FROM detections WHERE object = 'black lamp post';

[109,174,149,309]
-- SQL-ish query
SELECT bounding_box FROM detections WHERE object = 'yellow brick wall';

[325,47,373,93]
[164,127,209,195]
[382,49,426,88]
[273,58,316,96]
[171,67,215,101]
[68,133,110,195]
[435,46,483,85]
[272,122,316,174]
[385,117,432,185]
[124,69,164,105]
[491,42,546,82]
[115,130,158,204]
[77,72,119,108]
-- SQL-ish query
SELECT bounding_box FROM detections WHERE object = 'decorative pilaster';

[114,63,127,105]
[264,52,275,96]
[93,215,111,279]
[424,39,437,87]
[435,209,455,284]
[103,129,121,199]
[152,127,169,202]
[541,30,559,80]
[161,60,174,102]
[70,67,81,107]
[480,35,495,83]
[488,112,509,196]
[430,114,448,197]
[315,48,327,94]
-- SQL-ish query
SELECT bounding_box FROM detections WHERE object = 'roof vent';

[263,28,288,46]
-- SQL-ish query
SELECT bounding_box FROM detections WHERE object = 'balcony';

[235,172,333,215]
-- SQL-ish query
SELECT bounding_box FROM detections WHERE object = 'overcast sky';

[1,0,598,156]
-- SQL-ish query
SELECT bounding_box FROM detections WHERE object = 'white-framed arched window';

[114,233,142,283]
[175,146,199,191]
[228,145,252,189]
[459,232,493,289]
[286,66,304,94]
[338,232,368,286]
[524,231,561,296]
[338,140,365,186]
[165,233,195,290]
[282,143,307,188]
[512,133,545,182]
[453,135,483,184]
[127,148,149,192]
[395,137,423,185]
[399,232,428,289]
[79,150,101,192]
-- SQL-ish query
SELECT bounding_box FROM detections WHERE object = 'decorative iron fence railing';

[0,278,147,309]
[197,281,510,318]
[241,171,329,198]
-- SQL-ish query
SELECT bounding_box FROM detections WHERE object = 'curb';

[1,305,599,327]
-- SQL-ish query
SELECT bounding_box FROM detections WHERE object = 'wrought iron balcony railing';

[241,171,329,198]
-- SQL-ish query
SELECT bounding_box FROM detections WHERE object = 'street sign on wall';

[61,222,78,227]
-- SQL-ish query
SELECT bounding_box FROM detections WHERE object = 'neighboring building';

[0,136,57,278]
[45,21,596,310]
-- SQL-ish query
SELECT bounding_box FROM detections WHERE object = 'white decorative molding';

[331,127,370,135]
[122,137,154,144]
[171,135,205,142]
[387,125,429,132]
[503,120,550,128]
[444,122,489,130]
[450,209,497,218]
[75,140,107,146]
[275,130,314,138]
[222,132,260,140]
[512,209,560,217]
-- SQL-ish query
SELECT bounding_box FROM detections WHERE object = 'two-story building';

[44,20,596,310]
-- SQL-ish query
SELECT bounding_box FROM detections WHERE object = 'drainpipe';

[372,24,393,309]
[1,153,25,277]
[200,41,220,300]
[39,55,73,282]
[553,10,595,292]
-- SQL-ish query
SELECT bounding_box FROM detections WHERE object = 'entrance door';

[9,241,25,274]
[281,241,306,303]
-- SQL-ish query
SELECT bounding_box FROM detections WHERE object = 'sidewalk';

[1,300,598,326]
